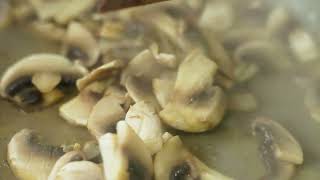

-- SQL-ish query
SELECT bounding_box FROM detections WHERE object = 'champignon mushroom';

[154,135,233,180]
[160,51,226,132]
[99,121,153,180]
[87,92,126,138]
[0,54,87,107]
[125,101,163,155]
[63,22,100,68]
[48,151,86,180]
[8,129,65,180]
[252,118,303,180]
[288,28,318,63]
[54,161,104,180]
[59,81,107,126]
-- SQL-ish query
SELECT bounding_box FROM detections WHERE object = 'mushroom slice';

[125,101,163,155]
[160,86,226,132]
[88,94,126,139]
[252,118,304,179]
[198,1,234,33]
[77,60,124,91]
[0,54,86,106]
[289,28,318,63]
[63,22,100,67]
[54,161,104,180]
[48,151,86,180]
[59,82,106,126]
[99,121,153,180]
[154,136,233,180]
[8,129,64,180]
[174,50,218,100]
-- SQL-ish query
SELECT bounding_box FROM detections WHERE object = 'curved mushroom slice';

[160,86,226,132]
[125,101,163,155]
[54,161,104,180]
[252,118,303,180]
[48,151,86,180]
[99,121,153,180]
[63,22,100,68]
[0,54,86,106]
[289,28,319,63]
[88,94,126,138]
[8,129,65,180]
[77,60,124,91]
[59,81,106,126]
[154,135,233,180]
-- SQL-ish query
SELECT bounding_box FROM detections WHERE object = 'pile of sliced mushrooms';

[2,0,319,179]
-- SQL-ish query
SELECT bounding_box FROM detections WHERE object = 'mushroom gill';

[252,117,303,180]
[7,129,65,180]
[154,135,233,180]
[99,121,153,180]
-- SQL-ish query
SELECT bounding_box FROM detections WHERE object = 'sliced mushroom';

[59,81,106,126]
[8,129,65,180]
[99,121,153,180]
[54,161,104,180]
[0,54,86,106]
[252,118,303,180]
[87,93,126,138]
[48,151,86,180]
[63,22,100,67]
[289,28,318,63]
[154,135,233,180]
[125,101,163,155]
[77,60,124,91]
[198,1,234,33]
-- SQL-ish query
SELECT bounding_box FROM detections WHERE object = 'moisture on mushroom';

[7,129,65,180]
[0,54,86,107]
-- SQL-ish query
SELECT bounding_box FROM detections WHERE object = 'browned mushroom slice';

[63,22,100,67]
[125,101,163,154]
[8,129,65,180]
[252,118,303,180]
[87,94,126,139]
[59,82,106,126]
[154,135,233,180]
[289,28,319,63]
[48,151,86,180]
[0,54,86,107]
[54,161,104,180]
[99,121,153,180]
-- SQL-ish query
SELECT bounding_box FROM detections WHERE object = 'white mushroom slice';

[198,1,234,33]
[289,28,318,63]
[125,76,161,111]
[99,121,153,180]
[174,50,218,100]
[8,129,64,180]
[59,82,106,126]
[54,161,104,180]
[154,136,233,180]
[32,72,62,93]
[125,101,163,154]
[160,86,226,132]
[149,43,178,68]
[63,22,100,67]
[77,60,123,91]
[152,73,176,108]
[88,95,125,138]
[48,151,86,180]
[252,118,303,164]
[227,92,257,112]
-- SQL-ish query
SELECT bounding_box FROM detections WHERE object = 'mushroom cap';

[0,53,87,97]
[8,129,64,180]
[48,151,86,180]
[125,101,163,154]
[54,161,104,180]
[99,121,153,180]
[154,136,233,180]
